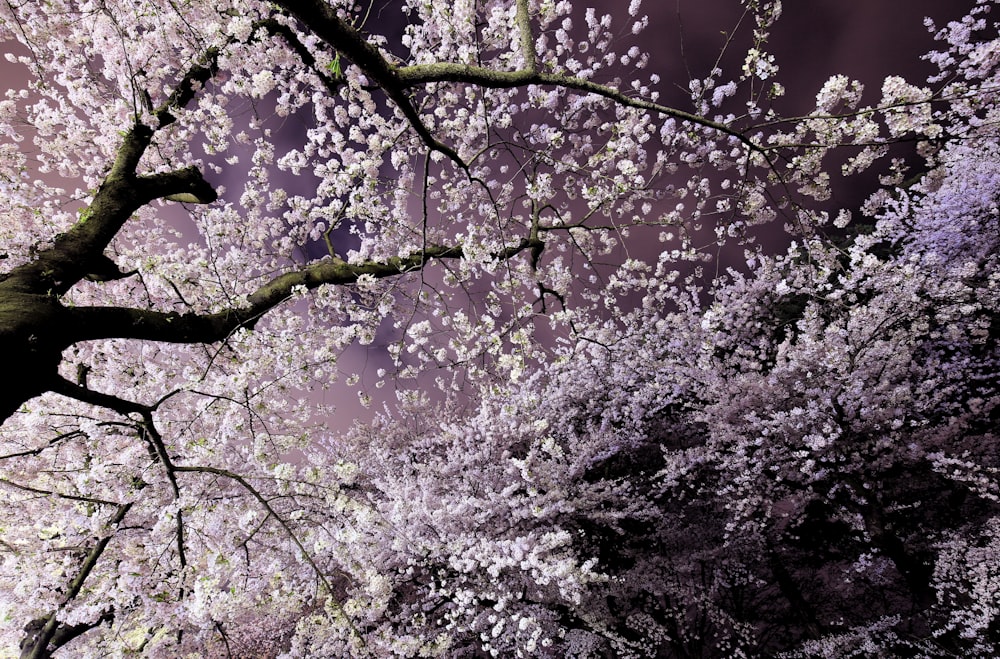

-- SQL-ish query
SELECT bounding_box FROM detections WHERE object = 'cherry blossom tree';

[310,20,1000,653]
[0,0,996,656]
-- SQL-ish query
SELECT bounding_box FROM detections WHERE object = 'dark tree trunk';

[0,291,71,421]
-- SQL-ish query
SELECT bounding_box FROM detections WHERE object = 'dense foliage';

[0,0,997,656]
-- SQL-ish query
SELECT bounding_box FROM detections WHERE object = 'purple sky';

[627,0,978,225]
[0,1,980,428]
[642,0,974,106]
[773,0,975,96]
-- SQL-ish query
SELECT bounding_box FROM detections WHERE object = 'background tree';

[0,0,995,656]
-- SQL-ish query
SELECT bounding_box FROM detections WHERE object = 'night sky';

[0,0,981,427]
[0,1,975,219]
[626,0,980,237]
[664,0,976,94]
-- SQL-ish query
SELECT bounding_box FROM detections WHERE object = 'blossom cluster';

[0,0,998,656]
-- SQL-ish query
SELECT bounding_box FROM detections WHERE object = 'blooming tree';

[0,0,996,656]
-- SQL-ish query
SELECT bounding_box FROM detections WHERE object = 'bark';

[0,292,71,420]
[768,547,824,640]
[863,504,935,607]
[19,613,113,659]
[0,236,539,423]
[18,504,130,659]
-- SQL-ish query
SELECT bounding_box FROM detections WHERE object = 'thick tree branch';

[269,0,467,166]
[254,19,343,94]
[861,501,935,607]
[152,48,219,128]
[244,245,464,307]
[63,251,450,344]
[50,377,152,416]
[767,546,823,639]
[1,477,121,509]
[271,0,396,87]
[20,612,114,659]
[514,0,538,73]
[64,241,543,346]
[397,64,758,152]
[0,49,220,298]
[0,166,216,297]
[0,229,534,424]
[271,0,758,158]
[0,233,532,422]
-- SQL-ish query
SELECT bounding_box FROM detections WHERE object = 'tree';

[0,0,995,656]
[305,33,1000,654]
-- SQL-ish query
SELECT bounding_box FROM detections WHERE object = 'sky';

[632,0,980,232]
[0,0,982,428]
[0,0,974,227]
[642,0,975,97]
[331,0,985,428]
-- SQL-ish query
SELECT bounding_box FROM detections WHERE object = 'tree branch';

[254,19,343,94]
[270,0,468,166]
[514,0,538,73]
[397,65,758,152]
[49,376,152,416]
[1,477,122,509]
[271,0,757,155]
[271,0,396,86]
[172,464,360,640]
[20,503,131,659]
[0,48,220,298]
[64,237,543,347]
[152,48,220,128]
